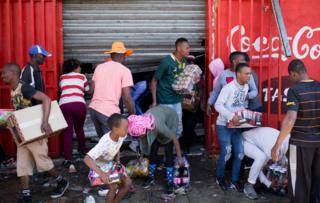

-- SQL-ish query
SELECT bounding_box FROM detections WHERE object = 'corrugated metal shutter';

[63,0,206,73]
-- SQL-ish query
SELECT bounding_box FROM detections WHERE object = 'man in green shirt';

[150,38,190,138]
[128,106,184,195]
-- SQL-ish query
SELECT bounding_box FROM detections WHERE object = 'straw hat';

[104,41,133,56]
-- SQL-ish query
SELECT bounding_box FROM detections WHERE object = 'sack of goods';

[227,109,262,128]
[173,156,190,194]
[172,64,202,94]
[88,161,126,186]
[126,158,149,178]
[0,109,13,129]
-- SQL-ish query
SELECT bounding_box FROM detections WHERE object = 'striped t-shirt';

[286,80,320,147]
[59,72,89,105]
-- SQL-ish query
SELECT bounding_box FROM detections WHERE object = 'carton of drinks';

[227,109,262,128]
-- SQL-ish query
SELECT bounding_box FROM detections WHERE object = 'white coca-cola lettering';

[227,25,320,61]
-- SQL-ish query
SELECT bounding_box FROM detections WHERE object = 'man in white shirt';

[242,127,289,200]
[214,63,251,192]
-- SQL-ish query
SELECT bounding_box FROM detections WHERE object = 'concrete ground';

[0,144,289,203]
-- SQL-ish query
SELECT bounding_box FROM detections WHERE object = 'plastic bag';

[0,109,13,129]
[126,158,149,178]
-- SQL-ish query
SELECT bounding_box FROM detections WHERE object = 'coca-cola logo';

[227,25,320,61]
[261,76,293,114]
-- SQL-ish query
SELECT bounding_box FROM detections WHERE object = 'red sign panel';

[208,0,320,152]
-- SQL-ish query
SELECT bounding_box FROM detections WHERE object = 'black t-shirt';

[11,82,37,110]
[20,63,45,92]
[20,63,45,105]
[286,80,320,147]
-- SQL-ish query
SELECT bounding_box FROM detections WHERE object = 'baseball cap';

[28,45,52,57]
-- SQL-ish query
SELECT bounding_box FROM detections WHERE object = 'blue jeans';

[131,81,147,115]
[159,102,183,138]
[216,125,244,182]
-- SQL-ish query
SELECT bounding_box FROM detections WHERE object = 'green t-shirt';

[155,54,187,104]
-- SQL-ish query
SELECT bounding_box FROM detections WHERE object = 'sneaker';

[97,185,109,197]
[98,188,109,197]
[216,177,230,190]
[142,177,155,189]
[244,183,258,200]
[166,183,175,195]
[50,179,69,198]
[231,181,243,193]
[68,164,77,173]
[62,160,72,168]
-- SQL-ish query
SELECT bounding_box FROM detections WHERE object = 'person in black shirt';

[20,45,52,94]
[271,59,320,203]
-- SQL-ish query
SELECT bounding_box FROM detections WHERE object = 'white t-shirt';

[87,132,126,163]
[214,80,249,126]
[242,127,289,159]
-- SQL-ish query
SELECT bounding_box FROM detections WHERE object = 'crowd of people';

[0,37,319,203]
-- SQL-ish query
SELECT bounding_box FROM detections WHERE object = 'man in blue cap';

[20,45,51,99]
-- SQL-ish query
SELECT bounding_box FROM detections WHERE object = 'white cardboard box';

[7,101,68,146]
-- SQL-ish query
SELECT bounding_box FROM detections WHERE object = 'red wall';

[0,0,63,157]
[206,0,320,153]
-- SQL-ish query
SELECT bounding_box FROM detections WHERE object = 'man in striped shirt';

[271,59,320,203]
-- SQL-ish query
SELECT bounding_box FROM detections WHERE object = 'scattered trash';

[84,195,96,203]
[82,187,90,194]
[69,185,83,191]
[76,158,84,162]
[69,164,77,173]
[160,193,175,202]
[42,181,50,187]
[175,187,186,195]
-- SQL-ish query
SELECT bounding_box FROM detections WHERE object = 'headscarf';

[209,58,225,87]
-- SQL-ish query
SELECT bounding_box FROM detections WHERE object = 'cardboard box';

[7,101,68,146]
[227,109,262,128]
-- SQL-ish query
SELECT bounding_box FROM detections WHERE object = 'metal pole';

[271,0,292,57]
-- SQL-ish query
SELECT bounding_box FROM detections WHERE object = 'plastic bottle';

[182,167,189,186]
[173,169,181,186]
[84,195,96,203]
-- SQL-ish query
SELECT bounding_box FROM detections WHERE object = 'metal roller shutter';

[63,0,206,73]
